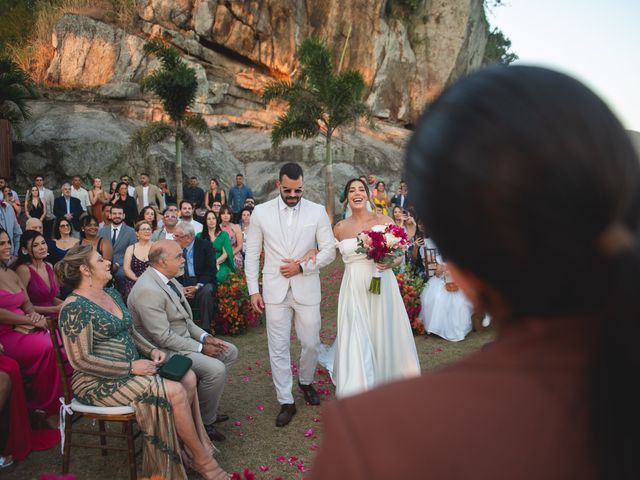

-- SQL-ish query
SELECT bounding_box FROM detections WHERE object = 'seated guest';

[179,200,203,235]
[49,218,79,265]
[14,231,62,319]
[138,206,159,232]
[152,206,179,241]
[1,187,20,221]
[53,183,82,232]
[197,211,235,283]
[173,223,217,330]
[0,228,71,431]
[312,66,637,479]
[24,186,46,224]
[127,240,237,443]
[99,202,112,229]
[239,207,252,256]
[218,206,243,269]
[55,245,227,479]
[79,215,112,264]
[122,221,153,300]
[1,343,59,466]
[112,182,138,228]
[24,218,43,235]
[97,205,136,289]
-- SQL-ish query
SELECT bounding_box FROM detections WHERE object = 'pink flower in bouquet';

[356,224,409,293]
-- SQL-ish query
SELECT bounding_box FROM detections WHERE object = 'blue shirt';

[0,204,22,256]
[228,184,253,213]
[184,240,195,277]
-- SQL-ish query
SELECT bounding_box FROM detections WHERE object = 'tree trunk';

[175,133,183,204]
[324,132,335,223]
[0,120,12,178]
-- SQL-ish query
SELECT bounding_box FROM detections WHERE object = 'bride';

[320,178,421,398]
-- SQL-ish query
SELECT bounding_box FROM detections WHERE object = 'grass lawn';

[4,259,494,479]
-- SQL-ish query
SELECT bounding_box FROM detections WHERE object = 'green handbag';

[158,354,192,381]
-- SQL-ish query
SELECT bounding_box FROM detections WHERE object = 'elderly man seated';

[173,222,217,332]
[127,239,237,443]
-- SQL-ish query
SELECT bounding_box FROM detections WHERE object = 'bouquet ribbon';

[370,268,382,294]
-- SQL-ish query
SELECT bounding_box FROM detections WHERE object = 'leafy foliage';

[140,39,199,123]
[263,37,368,148]
[483,27,518,65]
[0,55,37,135]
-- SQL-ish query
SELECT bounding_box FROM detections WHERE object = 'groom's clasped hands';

[250,249,318,314]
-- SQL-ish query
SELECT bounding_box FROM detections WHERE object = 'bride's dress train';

[319,236,420,398]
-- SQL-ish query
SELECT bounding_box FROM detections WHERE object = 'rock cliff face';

[14,0,488,207]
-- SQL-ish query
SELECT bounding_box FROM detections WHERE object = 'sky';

[488,0,640,132]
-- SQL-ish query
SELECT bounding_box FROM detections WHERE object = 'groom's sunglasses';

[281,187,304,195]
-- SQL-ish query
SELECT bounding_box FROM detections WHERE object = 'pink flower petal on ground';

[313,417,321,423]
[245,415,254,421]
[297,461,306,472]
[276,456,286,462]
[243,468,255,480]
[242,376,251,383]
[310,443,318,450]
[234,421,242,426]
[255,361,261,367]
[259,466,269,472]
[304,429,314,437]
[257,405,265,411]
[230,473,242,480]
[247,366,253,371]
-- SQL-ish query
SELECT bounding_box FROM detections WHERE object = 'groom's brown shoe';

[299,382,320,405]
[275,403,297,427]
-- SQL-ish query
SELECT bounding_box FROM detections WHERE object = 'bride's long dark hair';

[406,65,640,480]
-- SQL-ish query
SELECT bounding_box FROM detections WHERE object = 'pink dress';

[0,354,59,460]
[220,223,243,269]
[0,289,72,415]
[25,263,60,318]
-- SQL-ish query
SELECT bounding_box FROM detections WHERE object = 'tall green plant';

[129,39,207,202]
[262,37,368,219]
[0,56,37,137]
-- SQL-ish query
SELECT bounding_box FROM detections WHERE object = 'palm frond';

[0,56,37,125]
[128,122,175,157]
[262,80,295,102]
[271,111,321,148]
[182,113,208,135]
[140,42,199,123]
[176,126,197,151]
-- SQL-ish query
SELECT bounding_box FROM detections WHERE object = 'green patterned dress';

[59,288,186,478]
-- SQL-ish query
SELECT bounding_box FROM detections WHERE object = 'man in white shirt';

[179,200,203,235]
[70,176,91,212]
[134,173,164,213]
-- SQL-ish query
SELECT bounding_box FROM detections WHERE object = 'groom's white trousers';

[265,288,321,404]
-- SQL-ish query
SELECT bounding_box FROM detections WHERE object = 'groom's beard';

[280,192,302,207]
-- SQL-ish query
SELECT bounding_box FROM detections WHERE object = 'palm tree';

[262,37,368,219]
[129,40,208,203]
[0,55,37,137]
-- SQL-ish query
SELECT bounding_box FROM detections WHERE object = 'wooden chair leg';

[98,420,107,456]
[62,413,72,473]
[125,420,137,480]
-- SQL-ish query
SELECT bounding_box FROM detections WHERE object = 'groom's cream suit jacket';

[245,197,336,305]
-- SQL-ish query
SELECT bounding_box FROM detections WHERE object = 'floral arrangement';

[214,272,263,335]
[396,268,426,335]
[356,224,409,294]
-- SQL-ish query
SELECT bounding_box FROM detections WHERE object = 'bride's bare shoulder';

[333,219,348,240]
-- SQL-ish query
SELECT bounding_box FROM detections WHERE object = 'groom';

[246,162,336,427]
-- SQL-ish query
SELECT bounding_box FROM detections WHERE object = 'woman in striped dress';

[55,245,228,479]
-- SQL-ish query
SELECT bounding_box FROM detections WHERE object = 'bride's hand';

[298,248,318,265]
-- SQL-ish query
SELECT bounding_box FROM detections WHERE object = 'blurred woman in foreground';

[312,66,639,480]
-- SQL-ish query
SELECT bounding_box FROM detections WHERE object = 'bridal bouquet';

[356,224,409,294]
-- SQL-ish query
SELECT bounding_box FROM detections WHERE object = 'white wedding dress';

[319,236,421,398]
